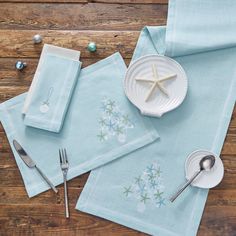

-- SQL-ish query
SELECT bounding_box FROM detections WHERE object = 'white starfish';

[135,64,176,102]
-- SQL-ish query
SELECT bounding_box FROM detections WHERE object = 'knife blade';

[13,140,58,194]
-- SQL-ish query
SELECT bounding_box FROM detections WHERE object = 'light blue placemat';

[0,52,159,197]
[76,1,236,235]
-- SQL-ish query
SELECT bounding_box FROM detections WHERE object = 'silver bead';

[15,61,27,70]
[33,34,42,44]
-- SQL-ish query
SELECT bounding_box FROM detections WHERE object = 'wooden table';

[0,1,235,235]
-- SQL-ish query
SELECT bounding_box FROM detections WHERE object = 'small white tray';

[124,55,188,117]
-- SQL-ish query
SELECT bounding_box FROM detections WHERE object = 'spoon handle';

[170,170,202,202]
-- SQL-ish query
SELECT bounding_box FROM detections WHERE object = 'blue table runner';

[76,1,236,235]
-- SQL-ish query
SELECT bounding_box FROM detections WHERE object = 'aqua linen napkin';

[23,44,81,133]
[76,1,236,236]
[0,52,159,197]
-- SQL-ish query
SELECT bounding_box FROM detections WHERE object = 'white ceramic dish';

[124,55,188,117]
[185,150,224,189]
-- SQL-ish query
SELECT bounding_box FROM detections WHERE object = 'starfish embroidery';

[140,193,150,204]
[135,64,176,102]
[115,126,123,135]
[154,190,163,199]
[107,120,116,131]
[155,167,162,177]
[122,114,130,124]
[97,131,106,141]
[99,118,106,126]
[156,197,165,207]
[106,106,114,115]
[123,186,132,197]
[148,173,156,182]
[107,100,115,109]
[135,175,143,185]
[147,164,155,173]
[150,180,158,189]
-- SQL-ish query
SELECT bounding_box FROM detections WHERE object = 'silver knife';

[13,139,58,194]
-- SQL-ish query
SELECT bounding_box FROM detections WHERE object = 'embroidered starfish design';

[97,131,106,141]
[155,167,162,177]
[135,175,143,184]
[140,193,150,204]
[135,64,176,102]
[150,180,158,189]
[154,190,163,199]
[156,197,165,207]
[115,126,123,135]
[105,106,114,115]
[99,118,106,126]
[107,100,115,109]
[123,186,132,197]
[107,120,116,131]
[148,173,156,182]
[138,182,146,193]
[147,164,155,173]
[122,114,130,124]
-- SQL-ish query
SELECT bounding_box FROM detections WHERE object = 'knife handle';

[35,166,58,194]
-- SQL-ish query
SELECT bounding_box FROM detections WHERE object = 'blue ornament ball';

[87,42,97,52]
[15,61,27,70]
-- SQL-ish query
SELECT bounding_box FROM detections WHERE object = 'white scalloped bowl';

[124,55,188,117]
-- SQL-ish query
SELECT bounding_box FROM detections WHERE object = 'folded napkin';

[0,52,159,197]
[76,1,236,236]
[23,44,81,133]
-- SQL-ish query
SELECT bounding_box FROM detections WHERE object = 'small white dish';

[124,54,188,117]
[185,150,224,189]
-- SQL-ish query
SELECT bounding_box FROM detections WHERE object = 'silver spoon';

[170,155,215,202]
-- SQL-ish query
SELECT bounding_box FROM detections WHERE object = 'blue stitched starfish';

[148,172,156,182]
[156,197,165,207]
[147,164,155,173]
[106,120,116,131]
[135,175,143,185]
[150,180,158,189]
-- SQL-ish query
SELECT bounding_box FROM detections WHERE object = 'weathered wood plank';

[0,204,235,236]
[0,3,167,30]
[0,30,139,58]
[0,0,168,3]
[0,58,131,86]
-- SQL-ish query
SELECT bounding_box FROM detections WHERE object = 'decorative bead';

[87,42,97,52]
[15,61,27,71]
[33,34,42,44]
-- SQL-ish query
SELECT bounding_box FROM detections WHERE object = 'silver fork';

[59,148,69,218]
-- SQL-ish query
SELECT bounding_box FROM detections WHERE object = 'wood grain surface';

[0,1,235,236]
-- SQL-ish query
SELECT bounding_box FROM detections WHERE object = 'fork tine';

[59,149,62,164]
[64,148,68,163]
